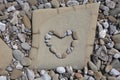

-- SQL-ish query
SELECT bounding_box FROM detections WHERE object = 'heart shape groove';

[44,30,78,59]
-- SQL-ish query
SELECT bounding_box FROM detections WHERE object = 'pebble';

[42,74,51,80]
[44,2,52,8]
[45,33,52,40]
[22,2,30,12]
[67,0,79,7]
[26,68,35,80]
[105,65,112,73]
[18,33,26,42]
[115,43,120,50]
[109,68,120,76]
[111,59,120,70]
[88,76,95,80]
[49,46,57,54]
[108,16,117,23]
[0,22,6,31]
[7,6,16,12]
[117,76,120,80]
[49,70,55,77]
[28,0,37,5]
[40,70,47,76]
[12,50,25,61]
[72,31,78,40]
[51,0,59,8]
[107,76,117,80]
[109,25,117,35]
[10,11,19,25]
[56,67,66,74]
[15,61,23,69]
[88,61,98,72]
[0,76,7,80]
[21,42,31,50]
[88,70,94,76]
[11,69,23,79]
[113,53,120,59]
[23,14,31,29]
[94,71,102,80]
[52,74,59,80]
[6,66,13,72]
[99,29,107,38]
[106,1,116,9]
[102,20,109,29]
[66,66,73,74]
[66,30,72,36]
[75,73,83,79]
[20,57,31,66]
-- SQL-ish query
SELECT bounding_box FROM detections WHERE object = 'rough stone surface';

[30,3,100,69]
[11,69,23,79]
[0,38,12,73]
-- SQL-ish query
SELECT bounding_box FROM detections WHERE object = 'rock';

[0,22,6,31]
[84,66,88,75]
[12,50,25,61]
[71,40,78,47]
[66,66,73,74]
[94,71,102,80]
[107,76,117,80]
[108,16,117,23]
[56,67,66,74]
[61,53,67,59]
[20,57,31,66]
[6,66,13,72]
[42,74,51,80]
[55,52,62,59]
[117,76,120,80]
[18,33,26,42]
[49,46,57,54]
[72,31,78,40]
[108,48,119,55]
[52,74,59,80]
[34,78,44,80]
[0,38,12,74]
[28,0,37,5]
[66,30,72,36]
[10,11,19,25]
[115,43,120,50]
[0,15,8,21]
[67,0,79,7]
[114,53,120,59]
[88,61,98,72]
[11,69,23,79]
[26,68,35,80]
[51,0,59,8]
[105,65,112,73]
[21,42,31,50]
[112,34,120,43]
[16,61,23,69]
[48,70,55,77]
[101,76,106,80]
[75,73,83,79]
[0,76,7,80]
[7,6,16,12]
[44,2,52,8]
[99,29,107,38]
[22,14,31,29]
[102,20,109,29]
[110,8,120,16]
[109,68,120,76]
[45,33,52,40]
[106,1,116,9]
[109,25,117,35]
[111,59,120,70]
[40,70,47,76]
[88,76,95,80]
[22,2,30,12]
[0,4,5,11]
[88,70,94,76]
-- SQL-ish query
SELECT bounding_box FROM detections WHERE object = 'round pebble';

[56,67,66,74]
[21,42,31,50]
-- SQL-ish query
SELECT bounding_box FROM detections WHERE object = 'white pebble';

[110,68,120,76]
[26,68,35,80]
[66,30,72,36]
[0,22,6,31]
[56,67,66,73]
[114,53,120,59]
[18,33,26,42]
[45,33,52,40]
[67,0,79,7]
[0,76,7,80]
[42,74,51,80]
[16,61,23,69]
[83,0,88,4]
[99,29,107,38]
[44,2,52,8]
[40,70,46,76]
[106,1,116,9]
[7,6,16,12]
[102,21,109,29]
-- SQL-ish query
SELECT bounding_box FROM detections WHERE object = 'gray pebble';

[109,68,120,76]
[0,22,6,31]
[88,61,98,72]
[21,42,31,50]
[113,53,120,59]
[12,50,25,61]
[56,67,66,74]
[6,66,13,72]
[44,2,52,8]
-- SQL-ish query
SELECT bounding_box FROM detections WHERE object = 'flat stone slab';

[0,38,12,71]
[29,3,100,69]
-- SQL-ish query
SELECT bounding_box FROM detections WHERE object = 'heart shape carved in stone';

[44,30,78,59]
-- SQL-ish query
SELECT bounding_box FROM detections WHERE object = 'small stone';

[108,16,117,23]
[11,69,23,79]
[20,57,31,66]
[52,74,59,80]
[22,2,30,12]
[42,74,51,80]
[72,31,78,40]
[115,43,120,50]
[21,42,31,50]
[10,11,19,25]
[114,53,120,59]
[49,46,56,54]
[0,76,7,80]
[67,0,79,7]
[40,70,47,76]
[99,39,105,45]
[105,65,112,73]
[112,34,120,43]
[16,61,23,69]
[23,14,31,29]
[88,70,94,76]
[71,40,78,47]
[0,22,6,31]
[94,71,102,80]
[18,33,26,42]
[106,1,116,9]
[117,76,120,80]
[0,15,8,20]
[88,61,98,72]
[66,66,73,74]
[12,50,25,61]
[99,29,107,38]
[107,76,117,80]
[45,33,52,40]
[109,68,120,76]
[109,25,117,35]
[48,70,55,77]
[88,76,95,80]
[61,53,67,59]
[6,66,13,72]
[55,53,62,58]
[111,59,120,70]
[44,2,52,8]
[26,68,35,80]
[66,30,72,36]
[7,6,16,12]
[51,0,59,8]
[84,66,88,75]
[102,20,109,29]
[56,67,66,74]
[75,73,83,79]
[66,48,73,54]
[28,0,37,5]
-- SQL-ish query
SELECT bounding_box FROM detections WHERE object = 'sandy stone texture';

[29,3,100,69]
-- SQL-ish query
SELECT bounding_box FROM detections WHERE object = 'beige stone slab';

[0,38,12,71]
[30,3,100,69]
